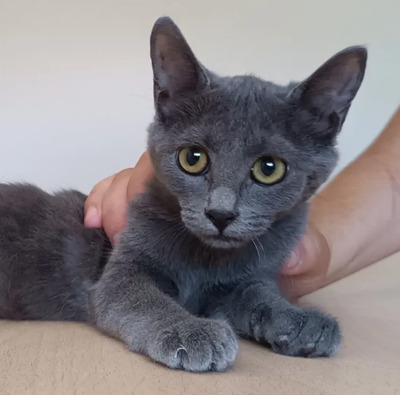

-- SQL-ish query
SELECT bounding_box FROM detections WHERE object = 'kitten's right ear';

[150,17,208,118]
[291,46,367,131]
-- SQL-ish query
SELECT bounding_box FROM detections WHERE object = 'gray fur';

[0,17,367,372]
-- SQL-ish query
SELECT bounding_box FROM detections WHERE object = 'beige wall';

[1,0,399,193]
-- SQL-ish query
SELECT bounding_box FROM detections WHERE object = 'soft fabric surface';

[1,253,399,395]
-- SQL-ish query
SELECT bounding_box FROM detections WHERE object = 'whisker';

[255,236,265,255]
[251,237,261,265]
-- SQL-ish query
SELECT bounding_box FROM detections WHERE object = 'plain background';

[1,0,399,194]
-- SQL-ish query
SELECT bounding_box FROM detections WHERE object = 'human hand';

[84,152,153,244]
[279,222,331,300]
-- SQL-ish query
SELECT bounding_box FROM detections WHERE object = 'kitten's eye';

[178,147,209,175]
[251,156,287,185]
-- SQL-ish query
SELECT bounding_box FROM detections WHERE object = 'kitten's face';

[149,77,337,249]
[147,17,366,249]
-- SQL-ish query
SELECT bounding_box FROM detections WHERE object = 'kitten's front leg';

[210,281,341,358]
[90,263,238,372]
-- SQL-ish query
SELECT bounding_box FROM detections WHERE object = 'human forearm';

[313,107,400,284]
[281,107,400,298]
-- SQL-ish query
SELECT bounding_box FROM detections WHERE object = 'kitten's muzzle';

[205,209,237,233]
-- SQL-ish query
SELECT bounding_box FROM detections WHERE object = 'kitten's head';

[147,17,367,249]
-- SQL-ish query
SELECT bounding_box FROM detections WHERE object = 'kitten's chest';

[170,251,262,315]
[172,268,209,314]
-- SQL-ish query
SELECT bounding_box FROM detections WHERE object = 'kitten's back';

[0,183,109,321]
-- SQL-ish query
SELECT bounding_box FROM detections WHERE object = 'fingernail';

[283,248,302,271]
[113,232,122,246]
[84,206,100,227]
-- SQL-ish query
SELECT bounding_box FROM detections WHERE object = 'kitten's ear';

[150,17,208,117]
[291,46,367,123]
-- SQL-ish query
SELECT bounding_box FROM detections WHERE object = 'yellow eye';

[178,147,209,175]
[251,156,287,185]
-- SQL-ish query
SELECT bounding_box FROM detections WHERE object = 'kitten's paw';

[252,306,341,358]
[147,318,238,372]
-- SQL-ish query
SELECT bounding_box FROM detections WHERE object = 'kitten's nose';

[205,209,237,233]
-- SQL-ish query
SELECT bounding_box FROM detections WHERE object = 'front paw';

[147,318,238,372]
[251,305,341,358]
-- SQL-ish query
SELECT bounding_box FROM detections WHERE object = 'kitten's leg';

[207,281,341,358]
[90,264,238,372]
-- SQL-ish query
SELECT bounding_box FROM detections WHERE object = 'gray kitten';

[0,17,367,372]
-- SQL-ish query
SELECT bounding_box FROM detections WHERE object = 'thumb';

[279,224,331,299]
[281,223,328,276]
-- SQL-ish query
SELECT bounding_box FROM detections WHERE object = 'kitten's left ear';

[150,17,208,118]
[291,46,367,125]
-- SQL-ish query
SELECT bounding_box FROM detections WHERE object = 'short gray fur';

[0,17,367,372]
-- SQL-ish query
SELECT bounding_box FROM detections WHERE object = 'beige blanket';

[1,254,399,395]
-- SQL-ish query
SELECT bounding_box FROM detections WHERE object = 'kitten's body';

[0,184,110,321]
[0,17,367,372]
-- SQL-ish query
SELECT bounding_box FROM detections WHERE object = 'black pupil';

[260,157,276,176]
[186,149,201,166]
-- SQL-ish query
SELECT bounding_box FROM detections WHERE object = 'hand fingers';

[101,168,135,243]
[126,152,153,202]
[84,152,153,244]
[84,175,115,228]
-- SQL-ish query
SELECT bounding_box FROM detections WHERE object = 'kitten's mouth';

[200,234,247,249]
